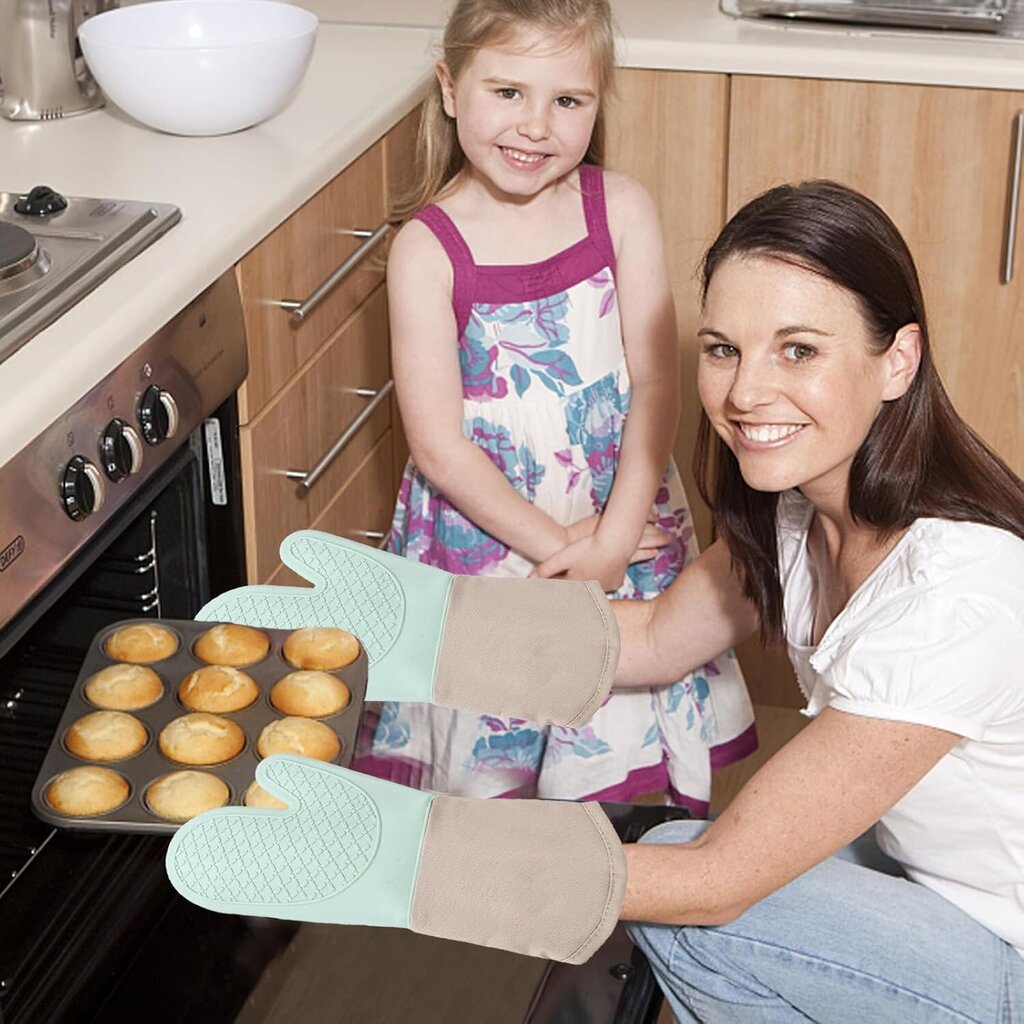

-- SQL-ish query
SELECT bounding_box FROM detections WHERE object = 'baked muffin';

[178,665,259,713]
[146,770,230,822]
[256,716,340,762]
[46,765,130,817]
[193,623,270,667]
[243,780,289,810]
[270,670,351,718]
[84,663,164,710]
[158,713,245,765]
[64,710,148,762]
[104,622,178,663]
[282,627,360,670]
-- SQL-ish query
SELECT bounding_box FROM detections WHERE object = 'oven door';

[0,403,273,1024]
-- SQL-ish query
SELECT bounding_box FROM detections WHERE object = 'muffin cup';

[31,617,368,833]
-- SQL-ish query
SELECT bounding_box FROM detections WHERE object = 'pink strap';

[578,164,616,274]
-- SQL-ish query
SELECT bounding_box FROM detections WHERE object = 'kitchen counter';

[2,0,1023,468]
[0,23,435,469]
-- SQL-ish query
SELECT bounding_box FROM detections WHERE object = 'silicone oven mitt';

[197,530,619,727]
[166,754,626,964]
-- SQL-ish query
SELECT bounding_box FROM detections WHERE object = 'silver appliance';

[0,185,180,367]
[0,0,119,121]
[721,0,1009,32]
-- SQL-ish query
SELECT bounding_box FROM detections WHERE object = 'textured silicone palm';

[197,531,454,703]
[165,755,434,925]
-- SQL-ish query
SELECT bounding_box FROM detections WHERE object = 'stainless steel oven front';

[0,270,261,1023]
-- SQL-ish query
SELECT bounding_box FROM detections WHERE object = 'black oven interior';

[0,401,294,1024]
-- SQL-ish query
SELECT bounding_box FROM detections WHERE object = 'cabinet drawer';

[241,287,391,583]
[267,431,396,587]
[236,142,387,422]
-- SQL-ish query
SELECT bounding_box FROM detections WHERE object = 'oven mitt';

[165,754,626,964]
[197,530,618,727]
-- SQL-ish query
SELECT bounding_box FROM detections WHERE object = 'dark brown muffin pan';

[31,618,368,834]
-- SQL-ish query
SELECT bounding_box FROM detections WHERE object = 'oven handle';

[285,380,394,494]
[274,223,390,323]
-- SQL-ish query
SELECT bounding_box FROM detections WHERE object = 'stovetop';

[0,186,181,367]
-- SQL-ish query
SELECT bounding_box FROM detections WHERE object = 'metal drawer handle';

[276,223,390,323]
[1002,110,1024,285]
[349,529,390,549]
[285,380,394,494]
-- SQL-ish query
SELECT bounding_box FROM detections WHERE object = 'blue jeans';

[627,820,1024,1023]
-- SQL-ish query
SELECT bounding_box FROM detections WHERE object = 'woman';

[168,180,1024,1022]
[583,179,1024,1021]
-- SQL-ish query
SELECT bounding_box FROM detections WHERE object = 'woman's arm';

[620,707,961,925]
[612,537,760,687]
[388,222,569,564]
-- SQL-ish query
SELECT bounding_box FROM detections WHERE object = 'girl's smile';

[697,255,919,511]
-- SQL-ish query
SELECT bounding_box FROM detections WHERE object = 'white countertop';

[2,0,1022,467]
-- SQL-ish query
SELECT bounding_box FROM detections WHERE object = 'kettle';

[0,0,119,121]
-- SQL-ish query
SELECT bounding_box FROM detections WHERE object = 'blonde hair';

[390,0,616,225]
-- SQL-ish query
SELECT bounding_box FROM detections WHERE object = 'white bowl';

[78,0,318,136]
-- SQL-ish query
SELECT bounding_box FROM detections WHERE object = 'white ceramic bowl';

[78,0,318,136]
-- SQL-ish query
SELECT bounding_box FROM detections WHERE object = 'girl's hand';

[533,534,629,591]
[532,522,670,590]
[630,521,673,564]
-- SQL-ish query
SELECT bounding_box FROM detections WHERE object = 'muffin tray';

[30,618,368,834]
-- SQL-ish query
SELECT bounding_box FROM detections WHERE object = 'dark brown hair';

[695,180,1024,645]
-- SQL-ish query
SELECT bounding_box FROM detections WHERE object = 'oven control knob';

[100,419,144,481]
[61,456,105,521]
[138,385,180,446]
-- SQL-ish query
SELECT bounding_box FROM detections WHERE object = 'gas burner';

[0,186,180,366]
[0,221,51,294]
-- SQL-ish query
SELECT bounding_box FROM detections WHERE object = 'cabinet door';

[605,69,730,550]
[267,432,396,587]
[729,76,1024,477]
[235,142,387,422]
[240,287,392,583]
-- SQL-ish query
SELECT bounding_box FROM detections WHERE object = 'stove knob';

[138,385,180,446]
[61,456,105,521]
[14,185,69,217]
[100,418,144,481]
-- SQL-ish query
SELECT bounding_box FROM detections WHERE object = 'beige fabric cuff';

[409,797,626,964]
[432,577,619,727]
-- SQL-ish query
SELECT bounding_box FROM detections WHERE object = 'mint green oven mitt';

[198,530,619,727]
[166,754,626,964]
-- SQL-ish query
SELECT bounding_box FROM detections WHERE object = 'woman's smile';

[734,422,806,447]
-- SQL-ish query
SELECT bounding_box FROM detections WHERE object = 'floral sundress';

[355,164,756,813]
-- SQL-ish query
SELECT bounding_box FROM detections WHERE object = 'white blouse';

[777,491,1024,958]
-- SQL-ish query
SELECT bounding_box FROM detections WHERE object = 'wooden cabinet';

[240,287,392,583]
[235,143,387,423]
[609,69,1024,708]
[234,115,424,584]
[728,76,1024,480]
[605,69,730,551]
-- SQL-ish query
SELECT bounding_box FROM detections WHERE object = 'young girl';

[356,0,755,809]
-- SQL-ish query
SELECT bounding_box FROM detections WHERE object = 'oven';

[0,187,683,1024]
[0,232,267,1020]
